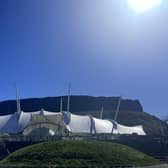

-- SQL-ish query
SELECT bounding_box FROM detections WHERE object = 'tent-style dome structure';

[0,90,146,136]
[0,113,19,134]
[61,111,146,135]
[22,110,66,136]
[0,110,66,136]
[0,110,146,136]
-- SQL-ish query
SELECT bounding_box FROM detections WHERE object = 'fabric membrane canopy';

[62,112,146,135]
[0,110,146,135]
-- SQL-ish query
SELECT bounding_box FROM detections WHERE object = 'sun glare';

[128,0,162,13]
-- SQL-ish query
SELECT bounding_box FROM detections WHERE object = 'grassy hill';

[0,140,161,167]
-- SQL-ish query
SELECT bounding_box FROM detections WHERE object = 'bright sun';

[128,0,162,13]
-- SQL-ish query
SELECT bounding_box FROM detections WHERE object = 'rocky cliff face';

[0,96,143,114]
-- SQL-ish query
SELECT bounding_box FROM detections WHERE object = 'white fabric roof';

[0,110,61,134]
[117,123,146,135]
[0,113,18,134]
[93,118,113,134]
[0,110,146,135]
[0,114,12,131]
[62,112,92,133]
[43,110,60,116]
[18,110,61,131]
[18,111,32,131]
[62,112,146,135]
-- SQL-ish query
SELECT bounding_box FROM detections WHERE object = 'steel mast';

[67,84,71,113]
[100,107,104,119]
[114,96,121,122]
[15,85,21,117]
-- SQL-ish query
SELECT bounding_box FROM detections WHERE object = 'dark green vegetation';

[0,95,167,135]
[0,96,143,114]
[113,135,168,162]
[0,140,160,167]
[0,141,36,160]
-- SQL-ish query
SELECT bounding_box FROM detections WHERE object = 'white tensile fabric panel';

[0,110,60,134]
[43,110,60,116]
[0,114,13,130]
[17,110,41,132]
[117,123,146,135]
[18,111,32,131]
[66,113,92,133]
[0,113,19,134]
[62,112,146,135]
[0,111,146,135]
[30,111,41,115]
[93,118,113,133]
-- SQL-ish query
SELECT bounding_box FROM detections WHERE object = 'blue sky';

[0,0,168,118]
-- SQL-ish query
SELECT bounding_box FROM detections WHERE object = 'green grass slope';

[0,140,161,167]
